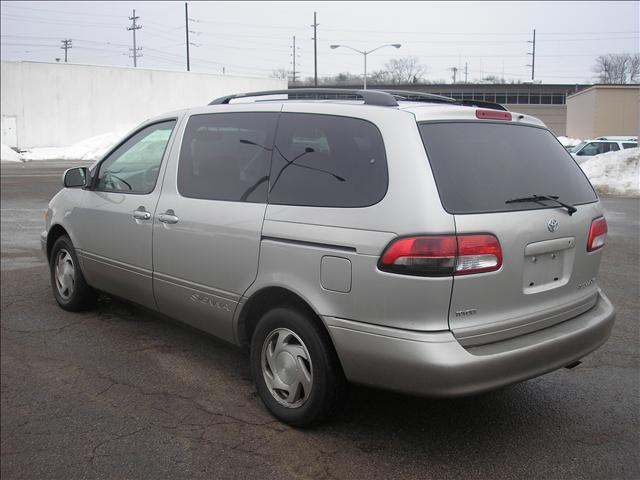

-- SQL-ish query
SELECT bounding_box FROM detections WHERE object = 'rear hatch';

[418,119,606,347]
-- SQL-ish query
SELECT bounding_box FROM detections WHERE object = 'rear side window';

[268,113,388,207]
[601,142,619,153]
[178,112,278,202]
[419,122,597,214]
[622,142,637,149]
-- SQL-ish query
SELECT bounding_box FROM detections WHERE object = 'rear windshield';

[418,122,597,214]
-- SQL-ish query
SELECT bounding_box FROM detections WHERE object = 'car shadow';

[91,291,573,455]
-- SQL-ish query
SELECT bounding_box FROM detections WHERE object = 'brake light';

[587,216,607,252]
[378,234,502,276]
[476,109,512,121]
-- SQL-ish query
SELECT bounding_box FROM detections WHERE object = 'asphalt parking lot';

[1,160,639,480]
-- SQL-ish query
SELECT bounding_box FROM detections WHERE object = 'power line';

[0,34,130,48]
[173,15,639,36]
[2,6,637,39]
[127,9,142,67]
[72,52,129,63]
[1,13,124,29]
[5,34,615,60]
[324,36,638,45]
[1,3,124,18]
[142,47,276,74]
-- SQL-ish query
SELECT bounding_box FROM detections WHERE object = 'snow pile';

[580,147,639,197]
[1,144,23,162]
[557,136,582,147]
[21,126,134,161]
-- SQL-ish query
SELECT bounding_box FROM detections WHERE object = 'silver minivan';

[42,89,615,426]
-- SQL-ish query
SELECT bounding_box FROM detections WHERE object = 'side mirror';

[63,167,90,188]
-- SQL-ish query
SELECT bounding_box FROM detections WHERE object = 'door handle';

[133,207,151,221]
[158,209,179,224]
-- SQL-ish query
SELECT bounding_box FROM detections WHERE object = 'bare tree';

[480,75,506,84]
[331,72,363,85]
[631,54,640,83]
[370,56,427,84]
[270,68,289,80]
[593,53,640,84]
[369,69,393,84]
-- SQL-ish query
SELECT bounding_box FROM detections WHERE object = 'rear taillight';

[587,216,607,252]
[378,234,502,276]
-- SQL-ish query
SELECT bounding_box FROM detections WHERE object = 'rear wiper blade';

[505,194,577,216]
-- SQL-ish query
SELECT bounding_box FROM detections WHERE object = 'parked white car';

[570,138,638,163]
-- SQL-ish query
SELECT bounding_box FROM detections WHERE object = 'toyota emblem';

[547,219,559,232]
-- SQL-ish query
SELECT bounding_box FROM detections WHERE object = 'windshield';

[418,122,598,214]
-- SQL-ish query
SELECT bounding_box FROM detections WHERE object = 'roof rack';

[208,88,508,111]
[209,88,399,107]
[382,89,507,111]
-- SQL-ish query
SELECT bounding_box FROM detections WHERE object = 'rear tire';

[250,306,346,427]
[49,235,97,311]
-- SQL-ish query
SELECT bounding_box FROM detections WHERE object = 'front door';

[71,119,178,309]
[152,109,279,343]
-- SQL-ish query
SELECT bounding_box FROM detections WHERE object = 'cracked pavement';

[1,160,639,479]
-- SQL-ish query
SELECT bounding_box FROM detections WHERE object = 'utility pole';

[60,39,72,63]
[290,35,299,85]
[464,62,468,83]
[451,67,458,84]
[311,12,319,86]
[185,3,190,71]
[527,28,536,81]
[127,9,142,67]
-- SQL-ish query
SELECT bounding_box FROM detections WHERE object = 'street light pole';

[330,43,401,89]
[363,52,367,89]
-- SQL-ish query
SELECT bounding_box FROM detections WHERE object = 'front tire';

[250,307,346,427]
[49,235,96,311]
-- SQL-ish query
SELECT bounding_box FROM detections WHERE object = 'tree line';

[272,53,640,85]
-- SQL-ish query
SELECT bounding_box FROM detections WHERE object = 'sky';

[1,1,638,84]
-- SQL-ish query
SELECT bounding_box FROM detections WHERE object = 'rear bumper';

[325,289,615,397]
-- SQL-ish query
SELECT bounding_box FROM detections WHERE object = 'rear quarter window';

[418,121,597,214]
[268,113,388,208]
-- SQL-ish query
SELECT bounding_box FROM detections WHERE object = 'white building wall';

[0,61,286,148]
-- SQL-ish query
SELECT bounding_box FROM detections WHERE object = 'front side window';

[96,120,176,193]
[268,113,388,208]
[177,112,278,203]
[577,142,600,156]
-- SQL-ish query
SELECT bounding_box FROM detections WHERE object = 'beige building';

[566,85,640,139]
[504,105,567,136]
